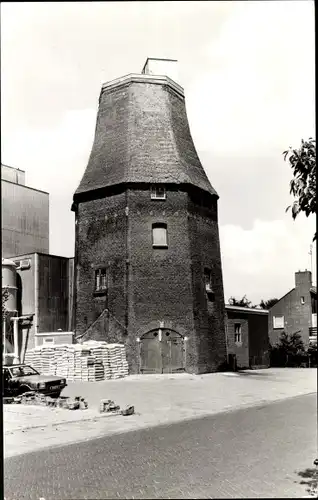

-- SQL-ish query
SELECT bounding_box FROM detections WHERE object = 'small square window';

[95,268,107,292]
[273,315,284,329]
[300,296,305,304]
[152,224,168,247]
[151,186,166,200]
[234,323,242,343]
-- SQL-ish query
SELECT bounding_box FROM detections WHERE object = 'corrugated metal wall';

[38,254,69,333]
[1,164,26,185]
[13,253,36,351]
[2,180,49,258]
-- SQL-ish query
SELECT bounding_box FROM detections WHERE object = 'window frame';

[151,185,166,200]
[204,268,213,291]
[152,223,168,248]
[204,268,215,302]
[234,323,242,343]
[273,315,284,329]
[94,267,108,294]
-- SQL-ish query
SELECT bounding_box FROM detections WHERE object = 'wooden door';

[140,331,162,374]
[161,330,185,373]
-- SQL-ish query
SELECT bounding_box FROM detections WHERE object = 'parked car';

[2,364,67,398]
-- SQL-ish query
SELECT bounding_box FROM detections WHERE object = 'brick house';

[71,59,227,375]
[225,305,270,369]
[268,270,317,348]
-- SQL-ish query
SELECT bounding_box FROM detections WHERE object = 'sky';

[1,1,316,304]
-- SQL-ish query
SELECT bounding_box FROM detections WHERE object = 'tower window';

[152,223,168,247]
[234,323,242,343]
[204,268,212,291]
[95,268,107,292]
[151,186,166,200]
[204,268,215,302]
[300,296,305,304]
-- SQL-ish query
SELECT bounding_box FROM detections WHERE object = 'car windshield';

[10,366,39,377]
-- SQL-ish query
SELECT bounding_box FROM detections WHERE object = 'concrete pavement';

[4,368,316,459]
[4,393,317,499]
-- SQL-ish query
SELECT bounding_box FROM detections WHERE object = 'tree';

[228,295,258,308]
[306,341,318,368]
[270,331,305,367]
[284,138,316,241]
[259,298,279,310]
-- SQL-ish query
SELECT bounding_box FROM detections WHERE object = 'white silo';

[2,258,18,364]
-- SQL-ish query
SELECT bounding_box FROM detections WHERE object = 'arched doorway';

[140,329,185,374]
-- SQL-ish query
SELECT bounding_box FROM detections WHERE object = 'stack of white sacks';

[23,340,129,381]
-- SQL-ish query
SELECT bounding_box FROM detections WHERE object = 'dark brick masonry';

[72,73,227,374]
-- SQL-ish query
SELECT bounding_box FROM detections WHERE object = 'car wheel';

[51,391,61,399]
[19,385,31,395]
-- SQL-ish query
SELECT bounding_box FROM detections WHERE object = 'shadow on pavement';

[234,370,276,378]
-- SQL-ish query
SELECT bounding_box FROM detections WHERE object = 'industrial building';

[268,270,317,347]
[71,58,228,374]
[2,254,74,364]
[1,164,49,258]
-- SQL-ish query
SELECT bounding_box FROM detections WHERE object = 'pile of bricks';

[24,341,129,382]
[11,392,89,410]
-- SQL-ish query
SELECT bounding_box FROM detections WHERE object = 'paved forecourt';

[4,393,317,499]
[4,368,316,458]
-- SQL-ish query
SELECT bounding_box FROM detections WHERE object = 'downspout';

[12,317,19,363]
[73,207,79,338]
[3,317,6,356]
[34,253,40,345]
[125,191,130,336]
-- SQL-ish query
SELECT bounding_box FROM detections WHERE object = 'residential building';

[268,270,317,347]
[225,305,270,369]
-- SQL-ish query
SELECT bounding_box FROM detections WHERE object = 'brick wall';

[74,186,227,374]
[127,188,197,373]
[225,308,269,369]
[268,271,313,347]
[74,191,127,341]
[225,312,249,368]
[247,313,270,367]
[188,192,227,372]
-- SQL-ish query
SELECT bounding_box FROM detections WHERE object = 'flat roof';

[9,252,74,260]
[2,178,49,195]
[225,305,269,314]
[1,163,25,173]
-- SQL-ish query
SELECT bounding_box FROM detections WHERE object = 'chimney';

[295,270,312,288]
[142,58,179,84]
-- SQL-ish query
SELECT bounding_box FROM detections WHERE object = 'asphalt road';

[4,393,316,499]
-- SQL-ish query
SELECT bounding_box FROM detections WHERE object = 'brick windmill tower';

[72,58,227,374]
